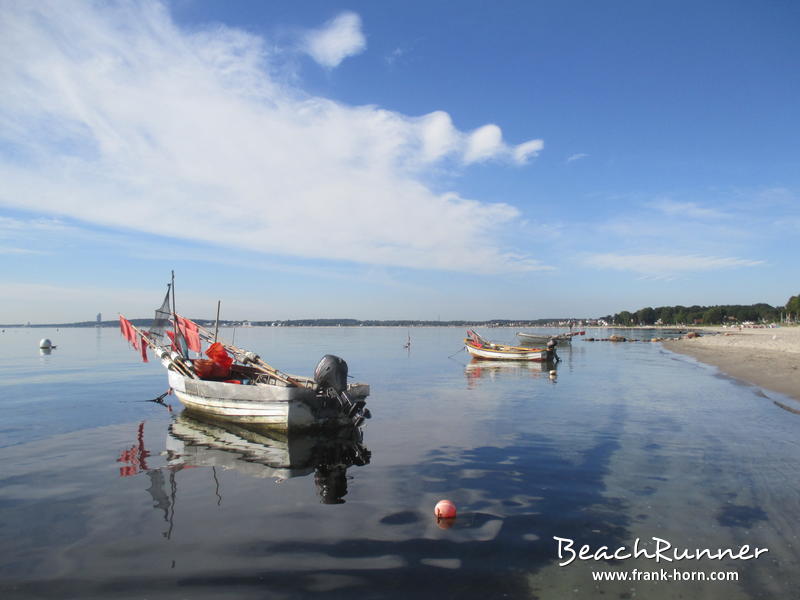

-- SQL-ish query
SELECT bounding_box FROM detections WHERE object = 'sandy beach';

[662,326,800,404]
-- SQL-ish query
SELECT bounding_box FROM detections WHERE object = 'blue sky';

[1,0,798,322]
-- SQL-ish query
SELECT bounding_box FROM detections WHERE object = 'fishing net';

[194,343,233,379]
[147,286,172,344]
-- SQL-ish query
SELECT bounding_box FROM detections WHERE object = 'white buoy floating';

[39,338,52,349]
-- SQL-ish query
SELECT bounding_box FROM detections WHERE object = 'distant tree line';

[787,294,800,320]
[602,294,800,326]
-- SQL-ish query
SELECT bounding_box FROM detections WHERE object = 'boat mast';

[171,270,181,356]
[214,300,221,343]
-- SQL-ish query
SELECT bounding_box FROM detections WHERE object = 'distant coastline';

[0,318,593,329]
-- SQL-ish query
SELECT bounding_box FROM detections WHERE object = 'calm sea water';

[1,326,798,599]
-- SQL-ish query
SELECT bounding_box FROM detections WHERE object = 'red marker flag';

[119,316,137,347]
[176,316,202,353]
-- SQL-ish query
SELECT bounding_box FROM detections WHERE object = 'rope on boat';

[150,390,170,404]
[130,389,173,411]
[448,346,465,358]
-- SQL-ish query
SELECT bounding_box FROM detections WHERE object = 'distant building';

[96,313,102,323]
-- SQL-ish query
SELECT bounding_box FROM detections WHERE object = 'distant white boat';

[516,331,585,345]
[464,330,547,361]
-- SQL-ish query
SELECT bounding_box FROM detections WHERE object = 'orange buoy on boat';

[434,499,457,519]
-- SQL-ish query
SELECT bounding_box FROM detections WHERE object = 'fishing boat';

[464,330,547,361]
[516,330,585,345]
[119,277,370,432]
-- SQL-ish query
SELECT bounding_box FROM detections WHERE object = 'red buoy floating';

[434,499,457,519]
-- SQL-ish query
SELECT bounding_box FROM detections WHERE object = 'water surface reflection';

[118,413,372,525]
[464,358,554,386]
[2,327,799,599]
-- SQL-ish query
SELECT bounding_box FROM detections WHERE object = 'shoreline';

[662,327,800,403]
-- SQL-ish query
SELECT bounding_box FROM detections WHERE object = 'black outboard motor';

[546,339,560,362]
[314,355,364,419]
[314,354,349,393]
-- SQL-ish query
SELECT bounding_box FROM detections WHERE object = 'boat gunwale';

[463,339,546,354]
[464,340,547,361]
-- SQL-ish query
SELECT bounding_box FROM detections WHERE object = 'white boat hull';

[167,370,370,432]
[465,344,546,361]
[516,332,573,344]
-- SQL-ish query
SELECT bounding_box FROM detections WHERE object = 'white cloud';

[513,139,545,164]
[0,1,548,275]
[0,246,48,255]
[585,253,764,276]
[650,199,726,220]
[303,12,366,68]
[566,153,588,163]
[418,110,458,162]
[463,124,542,165]
[465,124,503,163]
[0,216,67,234]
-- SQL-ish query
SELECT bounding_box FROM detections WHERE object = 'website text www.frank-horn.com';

[591,568,739,582]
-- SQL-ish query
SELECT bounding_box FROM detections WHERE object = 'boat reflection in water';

[117,412,371,540]
[166,412,371,504]
[465,358,556,388]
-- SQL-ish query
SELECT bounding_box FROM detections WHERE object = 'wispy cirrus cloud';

[0,216,70,234]
[650,199,727,220]
[566,153,588,163]
[0,1,548,275]
[0,246,48,255]
[302,11,366,68]
[0,216,68,255]
[385,46,407,66]
[584,253,764,277]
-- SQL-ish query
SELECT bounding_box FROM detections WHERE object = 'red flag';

[130,324,139,350]
[140,335,148,362]
[177,316,202,353]
[119,316,138,348]
[166,330,178,351]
